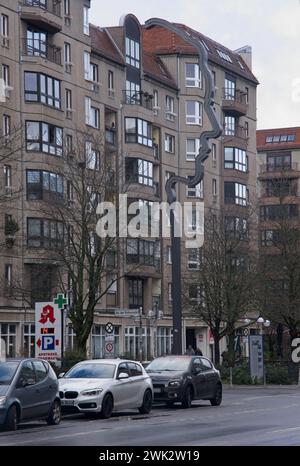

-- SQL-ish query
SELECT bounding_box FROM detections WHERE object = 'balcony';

[22,38,62,65]
[153,143,160,161]
[21,0,62,33]
[222,88,248,116]
[259,163,300,180]
[123,90,153,111]
[223,125,249,149]
[105,127,116,147]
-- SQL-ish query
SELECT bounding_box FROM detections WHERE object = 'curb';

[223,385,300,390]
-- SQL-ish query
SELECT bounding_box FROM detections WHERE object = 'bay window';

[26,121,63,156]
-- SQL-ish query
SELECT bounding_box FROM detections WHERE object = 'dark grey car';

[146,356,222,408]
[0,359,61,431]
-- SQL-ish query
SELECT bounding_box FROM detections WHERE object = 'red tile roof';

[90,24,124,65]
[142,23,259,85]
[257,127,300,152]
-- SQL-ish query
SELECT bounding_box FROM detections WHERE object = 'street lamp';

[256,317,271,385]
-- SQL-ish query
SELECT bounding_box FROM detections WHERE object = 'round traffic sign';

[106,343,114,353]
[105,322,114,334]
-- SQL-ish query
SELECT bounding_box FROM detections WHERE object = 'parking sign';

[35,302,62,362]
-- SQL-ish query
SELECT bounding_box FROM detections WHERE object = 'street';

[0,387,300,446]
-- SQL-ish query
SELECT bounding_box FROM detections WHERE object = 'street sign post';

[249,335,264,381]
[105,322,115,359]
[35,302,62,363]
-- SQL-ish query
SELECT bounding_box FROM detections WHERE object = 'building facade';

[0,1,258,362]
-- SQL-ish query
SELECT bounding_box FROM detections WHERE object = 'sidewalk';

[223,384,300,390]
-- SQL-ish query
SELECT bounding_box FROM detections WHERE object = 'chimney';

[234,45,252,70]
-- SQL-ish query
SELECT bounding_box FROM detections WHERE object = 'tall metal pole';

[138,306,143,362]
[171,210,182,355]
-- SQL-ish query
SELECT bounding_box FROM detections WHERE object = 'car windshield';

[65,363,116,379]
[146,358,190,372]
[0,362,19,385]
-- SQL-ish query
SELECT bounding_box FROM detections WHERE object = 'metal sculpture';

[145,19,223,354]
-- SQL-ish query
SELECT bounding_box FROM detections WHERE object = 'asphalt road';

[1,387,300,446]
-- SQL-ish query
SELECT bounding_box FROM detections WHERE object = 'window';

[265,179,292,197]
[245,87,249,104]
[224,182,247,206]
[224,77,236,99]
[2,64,9,86]
[26,121,63,156]
[224,147,247,172]
[188,249,201,270]
[85,97,100,128]
[186,63,201,87]
[26,170,64,200]
[27,218,64,249]
[260,204,299,222]
[186,138,200,161]
[153,90,159,114]
[125,326,151,361]
[108,71,114,96]
[64,0,70,16]
[187,176,203,198]
[226,217,248,240]
[128,279,143,309]
[3,114,10,138]
[66,134,73,155]
[107,274,117,295]
[128,362,143,378]
[24,72,61,109]
[126,158,153,187]
[27,28,46,57]
[261,230,281,247]
[245,121,249,138]
[84,51,91,80]
[85,141,100,170]
[224,116,236,135]
[166,95,175,121]
[125,36,140,69]
[1,14,9,46]
[83,6,89,35]
[189,284,201,303]
[156,327,173,357]
[5,264,12,287]
[267,153,291,171]
[167,246,172,264]
[168,283,172,302]
[127,239,156,266]
[125,80,141,104]
[187,206,198,233]
[24,324,35,358]
[212,179,217,196]
[165,134,175,153]
[125,118,153,147]
[217,49,233,63]
[65,88,72,118]
[186,101,203,125]
[4,165,12,188]
[67,180,74,205]
[0,324,16,358]
[64,42,71,73]
[288,135,296,142]
[212,143,217,166]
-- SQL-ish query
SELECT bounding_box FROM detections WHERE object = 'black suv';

[146,356,222,408]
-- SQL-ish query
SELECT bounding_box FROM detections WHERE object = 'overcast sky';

[91,0,300,130]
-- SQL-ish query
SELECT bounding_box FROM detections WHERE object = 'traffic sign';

[35,302,61,362]
[106,343,114,353]
[105,322,114,334]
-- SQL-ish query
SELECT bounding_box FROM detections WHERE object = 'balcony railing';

[22,38,62,65]
[153,143,160,160]
[260,162,298,174]
[105,127,116,146]
[123,90,153,110]
[223,88,248,104]
[23,0,62,17]
[224,124,249,141]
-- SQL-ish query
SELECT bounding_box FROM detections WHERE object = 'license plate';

[61,400,75,406]
[154,388,162,393]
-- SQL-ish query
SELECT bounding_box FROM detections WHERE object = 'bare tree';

[184,208,259,365]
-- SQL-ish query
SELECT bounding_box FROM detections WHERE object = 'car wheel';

[100,394,113,419]
[182,386,193,409]
[210,385,222,407]
[139,389,152,414]
[5,405,18,431]
[46,400,61,425]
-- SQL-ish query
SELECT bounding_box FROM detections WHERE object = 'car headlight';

[168,380,182,388]
[0,396,7,406]
[81,389,103,397]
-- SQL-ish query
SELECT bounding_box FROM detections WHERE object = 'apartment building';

[0,3,258,362]
[257,127,300,251]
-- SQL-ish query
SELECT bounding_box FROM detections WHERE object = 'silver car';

[59,359,153,419]
[0,359,61,431]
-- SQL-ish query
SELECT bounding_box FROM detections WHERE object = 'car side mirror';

[58,373,65,379]
[118,372,129,380]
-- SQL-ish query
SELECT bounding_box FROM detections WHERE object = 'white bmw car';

[58,359,153,419]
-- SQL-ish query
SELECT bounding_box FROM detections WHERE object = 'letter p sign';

[42,335,55,351]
